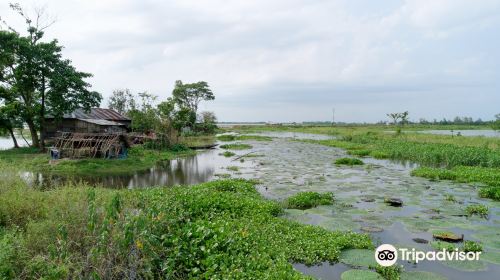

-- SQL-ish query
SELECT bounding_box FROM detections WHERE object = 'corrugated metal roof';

[48,108,131,121]
[78,119,126,126]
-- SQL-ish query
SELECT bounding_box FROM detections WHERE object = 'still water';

[417,130,499,138]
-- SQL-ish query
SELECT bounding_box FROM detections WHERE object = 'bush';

[335,157,364,165]
[285,192,334,210]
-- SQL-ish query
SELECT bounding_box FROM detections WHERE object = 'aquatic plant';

[478,187,500,200]
[217,134,236,141]
[445,194,457,202]
[236,135,273,141]
[0,178,372,279]
[219,151,236,157]
[462,240,483,252]
[370,264,403,280]
[219,143,252,150]
[465,204,489,218]
[335,157,364,165]
[226,166,239,172]
[341,269,382,280]
[347,149,371,157]
[284,191,334,210]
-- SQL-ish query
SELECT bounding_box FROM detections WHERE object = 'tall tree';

[172,80,214,115]
[0,4,101,149]
[108,88,135,115]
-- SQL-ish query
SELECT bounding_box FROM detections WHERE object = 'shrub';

[479,187,500,201]
[335,157,364,165]
[285,192,334,210]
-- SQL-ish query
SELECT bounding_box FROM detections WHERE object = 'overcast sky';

[1,0,499,122]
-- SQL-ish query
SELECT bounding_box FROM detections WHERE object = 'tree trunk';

[8,127,19,148]
[26,118,40,148]
[39,76,46,151]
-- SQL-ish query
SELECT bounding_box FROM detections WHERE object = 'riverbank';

[0,176,372,279]
[0,145,196,176]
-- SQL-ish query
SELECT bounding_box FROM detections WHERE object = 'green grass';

[284,191,334,210]
[0,177,371,279]
[236,135,273,141]
[180,135,216,148]
[335,157,364,165]
[478,186,500,200]
[0,145,195,176]
[465,204,489,217]
[226,166,239,172]
[216,134,236,141]
[219,143,252,150]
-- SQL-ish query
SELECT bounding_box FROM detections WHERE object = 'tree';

[197,111,217,134]
[172,80,214,123]
[0,4,101,149]
[492,114,500,131]
[127,92,159,133]
[386,111,409,135]
[108,88,135,115]
[0,101,23,148]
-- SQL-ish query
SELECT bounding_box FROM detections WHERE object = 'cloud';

[1,0,499,122]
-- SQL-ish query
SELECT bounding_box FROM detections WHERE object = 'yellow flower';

[136,240,144,250]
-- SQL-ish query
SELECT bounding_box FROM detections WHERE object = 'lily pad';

[442,259,487,271]
[339,249,378,268]
[400,271,447,280]
[481,250,500,265]
[341,269,382,280]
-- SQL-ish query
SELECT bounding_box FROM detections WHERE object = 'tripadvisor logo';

[375,244,481,267]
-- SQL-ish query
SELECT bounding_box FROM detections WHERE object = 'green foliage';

[371,264,403,280]
[465,204,489,217]
[236,135,273,141]
[341,269,382,280]
[220,143,252,150]
[335,157,364,165]
[0,178,372,279]
[217,134,236,141]
[285,192,334,210]
[462,241,483,252]
[226,166,239,172]
[445,194,457,202]
[478,187,500,200]
[219,151,236,157]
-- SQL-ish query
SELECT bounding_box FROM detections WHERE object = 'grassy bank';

[0,174,371,279]
[0,145,195,176]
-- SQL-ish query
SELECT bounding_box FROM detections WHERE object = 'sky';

[1,0,499,123]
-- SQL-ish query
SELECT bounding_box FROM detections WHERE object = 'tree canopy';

[0,4,101,148]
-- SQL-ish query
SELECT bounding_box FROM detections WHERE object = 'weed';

[220,143,252,150]
[226,166,239,172]
[335,157,364,165]
[219,151,236,157]
[465,204,489,218]
[284,192,334,210]
[217,134,236,141]
[462,241,483,252]
[370,264,403,280]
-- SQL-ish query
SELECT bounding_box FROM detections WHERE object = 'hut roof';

[47,108,130,121]
[79,118,126,126]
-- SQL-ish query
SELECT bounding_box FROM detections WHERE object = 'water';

[22,147,258,189]
[417,130,499,138]
[13,132,500,279]
[0,135,30,150]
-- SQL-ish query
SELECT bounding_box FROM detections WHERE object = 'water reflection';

[23,148,257,189]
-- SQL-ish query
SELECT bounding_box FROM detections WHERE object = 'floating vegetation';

[400,271,447,280]
[340,249,378,268]
[348,149,371,157]
[478,186,500,201]
[465,204,489,218]
[214,173,231,178]
[284,192,334,210]
[370,264,403,280]
[219,151,236,157]
[226,166,240,172]
[462,240,483,252]
[220,143,252,150]
[335,158,364,166]
[236,135,273,141]
[341,269,382,280]
[445,194,457,202]
[430,241,456,251]
[217,134,236,141]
